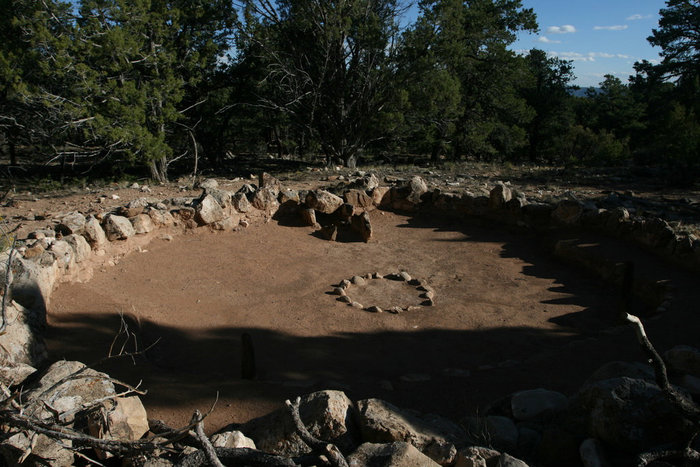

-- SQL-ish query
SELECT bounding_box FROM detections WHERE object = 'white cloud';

[537,36,561,44]
[546,51,632,62]
[626,14,652,21]
[546,25,577,34]
[594,25,629,31]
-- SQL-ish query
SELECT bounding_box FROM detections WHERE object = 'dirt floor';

[1,163,698,433]
[45,208,700,433]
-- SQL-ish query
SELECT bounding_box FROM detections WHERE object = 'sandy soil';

[45,208,700,433]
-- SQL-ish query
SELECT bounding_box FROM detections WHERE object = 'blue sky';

[511,0,667,87]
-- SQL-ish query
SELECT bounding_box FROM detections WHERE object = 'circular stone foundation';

[47,211,631,432]
[331,272,434,312]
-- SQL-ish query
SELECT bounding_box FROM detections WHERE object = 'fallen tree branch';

[285,397,349,467]
[191,410,224,467]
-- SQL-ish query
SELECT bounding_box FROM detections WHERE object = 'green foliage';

[557,125,629,166]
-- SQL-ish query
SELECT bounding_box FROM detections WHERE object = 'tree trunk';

[149,156,168,184]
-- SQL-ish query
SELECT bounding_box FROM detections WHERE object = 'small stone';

[363,273,373,279]
[422,298,435,306]
[339,279,351,289]
[398,271,411,281]
[366,306,382,313]
[417,284,434,292]
[333,287,346,296]
[421,291,435,299]
[406,306,422,312]
[388,306,402,314]
[338,296,352,303]
[351,302,364,309]
[351,275,366,286]
[372,272,383,279]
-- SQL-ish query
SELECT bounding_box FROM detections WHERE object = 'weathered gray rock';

[9,254,59,312]
[88,396,149,443]
[0,361,36,387]
[56,211,86,235]
[1,360,116,466]
[489,184,512,210]
[84,216,108,247]
[348,441,441,467]
[252,186,280,212]
[147,208,175,227]
[371,187,392,207]
[119,198,153,217]
[211,430,256,449]
[579,438,611,467]
[350,173,380,192]
[344,189,374,212]
[195,194,225,225]
[131,213,155,234]
[454,446,500,467]
[242,390,358,457]
[585,361,655,385]
[232,192,253,213]
[465,416,518,453]
[204,188,233,208]
[351,212,372,242]
[279,189,300,206]
[0,300,46,366]
[306,190,344,214]
[49,239,75,270]
[511,388,568,421]
[64,234,91,263]
[259,172,281,196]
[664,345,700,377]
[552,199,584,225]
[103,214,136,241]
[571,376,694,451]
[198,178,218,190]
[355,398,465,454]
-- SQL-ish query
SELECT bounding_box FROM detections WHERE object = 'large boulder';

[306,190,344,214]
[49,239,76,271]
[84,216,108,247]
[131,213,155,234]
[344,189,374,213]
[570,376,695,451]
[10,254,59,311]
[0,299,46,367]
[63,234,92,263]
[56,211,86,236]
[355,398,464,460]
[351,212,372,242]
[392,176,428,210]
[552,199,584,225]
[510,388,568,421]
[259,172,281,196]
[0,360,117,466]
[103,214,136,241]
[232,192,253,213]
[251,187,280,212]
[195,194,225,225]
[348,441,441,467]
[489,184,512,210]
[242,390,359,457]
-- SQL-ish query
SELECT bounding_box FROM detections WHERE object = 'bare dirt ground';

[3,163,700,433]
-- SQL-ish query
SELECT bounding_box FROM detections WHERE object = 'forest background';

[0,0,698,184]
